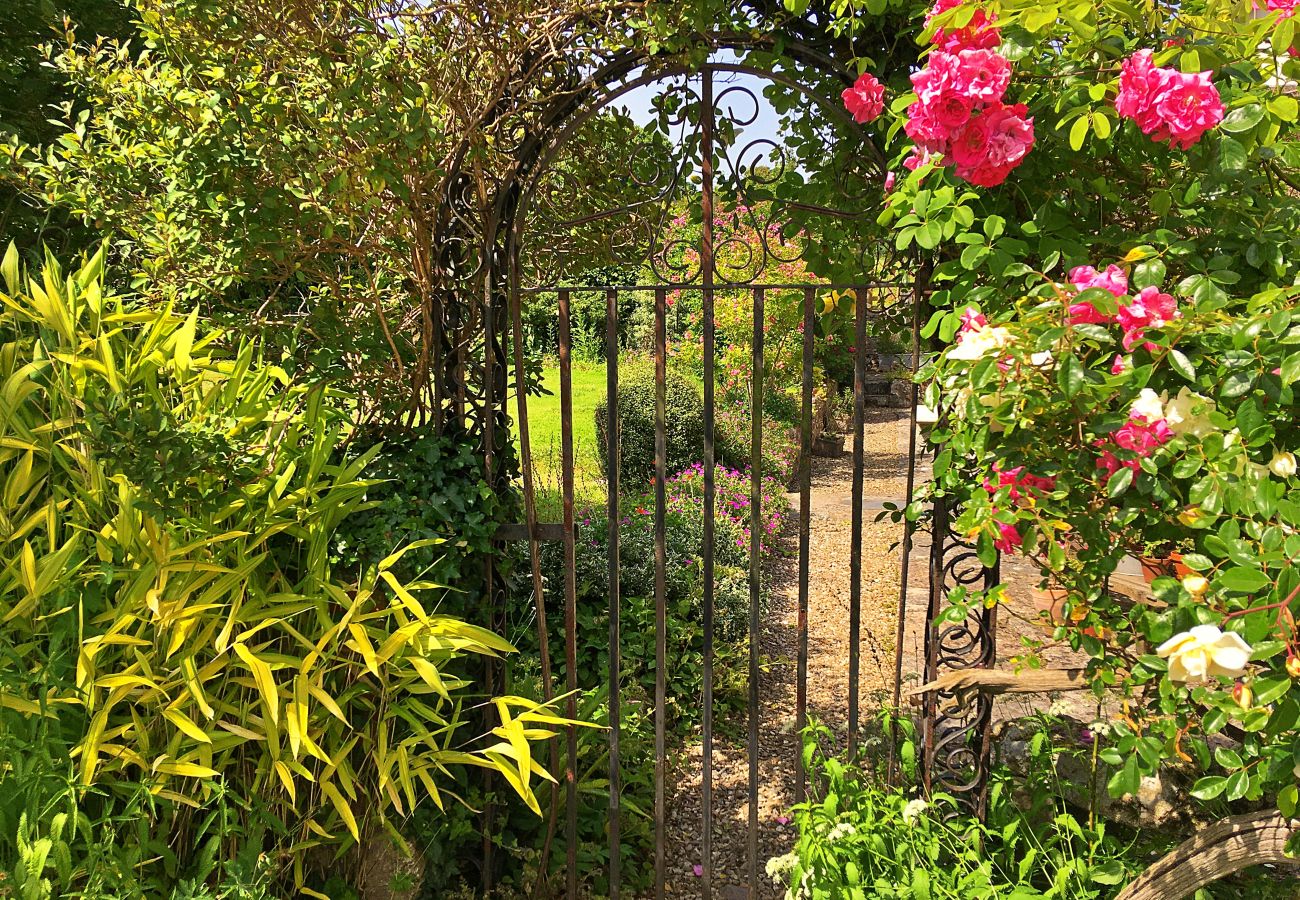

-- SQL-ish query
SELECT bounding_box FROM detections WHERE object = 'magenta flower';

[1115,50,1224,149]
[842,72,886,124]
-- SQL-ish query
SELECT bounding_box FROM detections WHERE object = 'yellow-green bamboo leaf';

[347,623,379,676]
[234,642,279,725]
[163,708,212,744]
[306,681,349,728]
[154,759,219,779]
[321,781,359,842]
[274,760,298,804]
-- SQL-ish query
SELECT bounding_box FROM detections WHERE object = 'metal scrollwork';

[922,491,1000,818]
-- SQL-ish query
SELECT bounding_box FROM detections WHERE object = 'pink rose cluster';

[926,0,1000,53]
[903,4,1034,188]
[1067,263,1180,352]
[1095,406,1174,479]
[1259,0,1300,54]
[843,72,886,124]
[984,462,1055,553]
[1114,50,1225,150]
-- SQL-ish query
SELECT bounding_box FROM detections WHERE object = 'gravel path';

[655,409,913,898]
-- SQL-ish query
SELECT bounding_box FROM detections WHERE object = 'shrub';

[0,246,564,896]
[594,362,704,487]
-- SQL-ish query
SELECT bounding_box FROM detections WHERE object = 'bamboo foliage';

[0,244,576,890]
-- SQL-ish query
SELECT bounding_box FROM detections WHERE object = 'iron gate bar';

[605,288,622,897]
[506,265,560,900]
[557,288,581,900]
[700,66,717,899]
[888,273,928,784]
[848,286,868,759]
[794,285,815,805]
[482,291,497,896]
[653,288,668,900]
[747,286,765,897]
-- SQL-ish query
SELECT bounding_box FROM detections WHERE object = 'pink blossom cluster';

[984,462,1054,554]
[903,10,1035,188]
[1067,263,1180,351]
[1095,409,1174,478]
[984,462,1056,505]
[668,462,789,559]
[1114,50,1225,150]
[926,0,1001,53]
[842,72,886,124]
[1260,0,1300,54]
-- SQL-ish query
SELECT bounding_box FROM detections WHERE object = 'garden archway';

[462,33,1003,898]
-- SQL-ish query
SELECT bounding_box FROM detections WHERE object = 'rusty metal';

[747,287,765,895]
[699,67,717,898]
[606,287,622,897]
[888,267,929,785]
[558,288,580,899]
[921,495,1000,818]
[848,286,867,759]
[653,287,668,900]
[794,285,815,806]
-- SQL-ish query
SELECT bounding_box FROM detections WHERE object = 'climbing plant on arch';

[821,0,1300,874]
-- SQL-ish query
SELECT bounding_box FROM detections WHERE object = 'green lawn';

[515,361,607,516]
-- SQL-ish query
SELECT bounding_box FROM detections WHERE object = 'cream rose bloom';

[1270,451,1297,478]
[1129,388,1165,423]
[948,326,1012,361]
[1157,625,1253,683]
[1163,387,1217,438]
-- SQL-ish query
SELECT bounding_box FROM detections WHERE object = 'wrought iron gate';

[474,42,1001,898]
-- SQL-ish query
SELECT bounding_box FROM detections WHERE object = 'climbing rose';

[959,305,987,333]
[954,102,1035,187]
[927,0,1001,52]
[949,324,1012,360]
[1115,50,1224,149]
[984,463,1056,505]
[842,72,886,124]
[993,521,1023,553]
[1163,387,1217,439]
[1117,285,1179,350]
[954,49,1011,103]
[1158,625,1253,683]
[1070,264,1128,297]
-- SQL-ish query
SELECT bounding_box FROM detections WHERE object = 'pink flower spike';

[776,815,791,825]
[693,865,704,877]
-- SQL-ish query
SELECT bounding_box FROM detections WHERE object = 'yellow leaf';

[409,657,450,700]
[181,657,215,720]
[347,623,379,676]
[322,781,359,842]
[274,760,298,804]
[163,708,212,744]
[306,681,349,728]
[154,759,219,778]
[234,642,279,725]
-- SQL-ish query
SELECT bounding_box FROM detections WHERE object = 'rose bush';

[825,0,1300,851]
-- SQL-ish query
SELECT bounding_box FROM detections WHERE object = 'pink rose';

[843,72,886,124]
[1260,0,1299,18]
[955,102,1034,186]
[948,113,993,170]
[954,49,1011,103]
[1070,264,1128,297]
[1115,50,1224,149]
[1117,286,1178,350]
[1110,354,1131,374]
[1153,70,1224,150]
[928,0,1001,52]
[994,521,1023,553]
[903,147,940,170]
[960,305,988,332]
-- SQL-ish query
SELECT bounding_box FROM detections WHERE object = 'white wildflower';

[1163,387,1217,439]
[1157,624,1253,683]
[1130,388,1166,423]
[902,798,929,825]
[948,326,1013,361]
[765,852,798,885]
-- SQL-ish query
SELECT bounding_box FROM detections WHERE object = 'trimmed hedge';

[595,363,704,486]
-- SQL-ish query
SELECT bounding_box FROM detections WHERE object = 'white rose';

[1270,451,1297,478]
[1156,624,1253,683]
[1030,350,1054,368]
[1130,388,1166,423]
[948,326,1012,361]
[1163,387,1217,439]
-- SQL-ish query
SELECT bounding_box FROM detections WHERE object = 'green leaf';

[1106,466,1133,498]
[1190,775,1228,800]
[1057,353,1085,399]
[1225,770,1250,801]
[1069,115,1089,151]
[1220,103,1265,133]
[1107,754,1141,797]
[1167,348,1196,380]
[1269,95,1299,123]
[1280,784,1299,818]
[1218,566,1271,593]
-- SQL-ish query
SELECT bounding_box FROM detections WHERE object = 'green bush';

[0,246,562,898]
[595,362,704,487]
